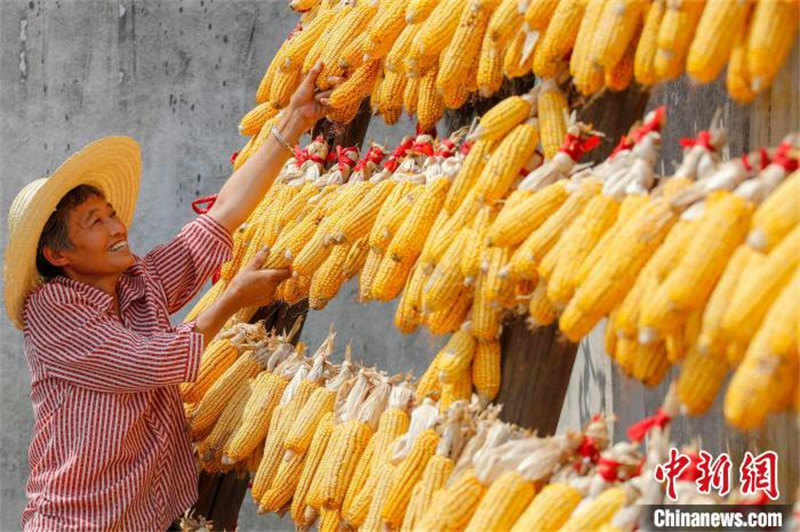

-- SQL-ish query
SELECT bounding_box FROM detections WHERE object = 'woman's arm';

[207,63,334,234]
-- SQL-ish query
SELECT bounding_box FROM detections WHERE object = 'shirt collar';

[50,260,147,314]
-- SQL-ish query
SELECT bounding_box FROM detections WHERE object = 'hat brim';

[4,136,141,329]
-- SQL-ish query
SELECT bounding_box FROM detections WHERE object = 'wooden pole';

[189,100,375,531]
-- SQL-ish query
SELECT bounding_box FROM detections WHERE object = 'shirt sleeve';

[26,298,204,394]
[144,214,233,315]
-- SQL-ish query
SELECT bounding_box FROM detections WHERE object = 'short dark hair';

[36,184,105,279]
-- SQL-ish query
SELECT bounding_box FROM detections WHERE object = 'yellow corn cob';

[441,66,473,110]
[291,412,335,527]
[373,253,417,301]
[441,468,488,530]
[532,0,586,78]
[282,274,312,305]
[439,367,472,412]
[318,508,340,532]
[436,330,478,383]
[258,449,305,513]
[251,380,317,501]
[318,419,374,509]
[538,81,569,160]
[722,224,800,346]
[234,115,278,170]
[748,170,800,252]
[461,205,495,284]
[425,230,471,312]
[246,440,265,475]
[654,0,706,80]
[482,245,514,305]
[438,0,495,96]
[277,182,319,228]
[471,95,534,142]
[269,67,303,109]
[605,21,640,91]
[547,195,622,306]
[510,482,582,531]
[188,351,263,439]
[222,372,287,463]
[472,338,501,401]
[396,263,427,333]
[406,0,441,24]
[256,36,293,104]
[427,285,473,335]
[471,275,504,341]
[640,192,752,340]
[561,197,677,342]
[466,470,537,532]
[331,179,396,244]
[536,231,570,285]
[570,0,608,95]
[400,455,455,531]
[524,0,559,30]
[180,338,238,404]
[697,245,758,357]
[341,437,376,517]
[747,0,800,92]
[363,0,408,61]
[329,60,382,110]
[338,31,369,73]
[283,386,337,456]
[408,0,467,74]
[560,487,627,531]
[404,75,421,115]
[677,344,729,414]
[422,203,471,269]
[634,0,666,85]
[589,0,649,70]
[574,193,650,287]
[687,0,753,84]
[359,460,398,532]
[416,352,445,400]
[387,178,450,262]
[477,31,505,97]
[631,340,671,386]
[381,429,441,527]
[724,269,800,429]
[196,384,251,464]
[378,70,408,124]
[503,30,529,79]
[490,180,569,249]
[282,8,336,73]
[487,0,523,50]
[343,237,370,280]
[359,249,383,302]
[369,183,422,251]
[238,102,279,136]
[473,120,540,202]
[318,2,379,87]
[370,407,413,475]
[386,23,422,73]
[726,18,757,104]
[344,462,384,527]
[527,281,558,328]
[528,180,601,266]
[445,141,496,214]
[613,218,694,341]
[418,65,445,130]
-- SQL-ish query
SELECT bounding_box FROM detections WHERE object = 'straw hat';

[4,136,141,329]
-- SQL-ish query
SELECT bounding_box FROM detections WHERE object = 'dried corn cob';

[747,0,800,92]
[291,412,335,527]
[418,65,445,131]
[532,0,586,78]
[477,30,505,97]
[589,0,649,70]
[747,170,799,252]
[437,0,496,96]
[490,179,569,249]
[538,81,569,161]
[634,0,666,85]
[686,0,753,83]
[570,0,608,95]
[473,119,540,202]
[654,0,706,81]
[363,0,408,61]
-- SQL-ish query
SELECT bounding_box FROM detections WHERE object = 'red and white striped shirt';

[21,214,232,532]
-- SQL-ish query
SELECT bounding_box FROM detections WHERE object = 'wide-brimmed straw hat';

[4,136,141,329]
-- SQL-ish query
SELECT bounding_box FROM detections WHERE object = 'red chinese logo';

[740,451,780,501]
[654,448,692,501]
[696,450,732,497]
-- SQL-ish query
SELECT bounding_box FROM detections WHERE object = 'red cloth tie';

[627,407,672,442]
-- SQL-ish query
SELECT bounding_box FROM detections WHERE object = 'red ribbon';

[460,140,474,156]
[411,140,435,157]
[609,135,635,160]
[230,151,240,165]
[578,436,601,463]
[597,457,622,482]
[293,145,309,165]
[559,134,602,162]
[677,452,703,482]
[626,407,672,442]
[433,138,456,157]
[383,137,415,172]
[416,123,437,137]
[354,145,386,171]
[771,140,798,173]
[191,195,217,215]
[679,130,716,152]
[335,146,359,172]
[631,106,667,143]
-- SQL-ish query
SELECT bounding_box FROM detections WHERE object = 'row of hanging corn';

[190,88,799,430]
[182,324,786,532]
[238,0,798,152]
